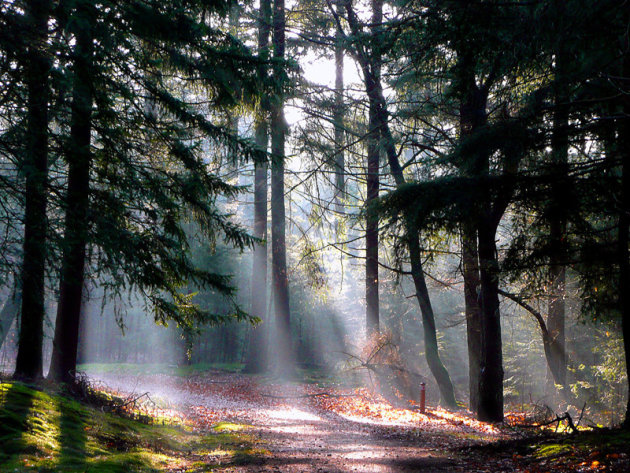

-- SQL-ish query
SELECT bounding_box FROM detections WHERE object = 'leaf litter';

[87,370,629,472]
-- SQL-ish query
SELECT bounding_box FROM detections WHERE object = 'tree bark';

[245,0,271,374]
[459,80,488,414]
[365,122,379,337]
[497,288,571,394]
[271,0,293,377]
[365,0,382,338]
[48,2,95,384]
[14,0,52,380]
[407,219,457,407]
[462,225,481,412]
[477,217,504,422]
[333,0,345,215]
[547,2,569,390]
[245,125,269,373]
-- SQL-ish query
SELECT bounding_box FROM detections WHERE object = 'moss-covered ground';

[524,429,630,471]
[0,381,267,472]
[464,428,630,472]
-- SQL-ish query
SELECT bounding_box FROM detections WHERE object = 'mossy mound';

[0,381,266,472]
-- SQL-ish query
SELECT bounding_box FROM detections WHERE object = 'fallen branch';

[119,392,152,409]
[515,411,579,433]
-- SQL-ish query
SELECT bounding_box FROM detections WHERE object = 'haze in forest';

[0,0,629,435]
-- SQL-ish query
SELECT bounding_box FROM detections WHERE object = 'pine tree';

[337,0,457,407]
[48,0,97,383]
[0,0,267,382]
[13,0,52,380]
[245,0,272,374]
[365,0,382,337]
[270,0,293,377]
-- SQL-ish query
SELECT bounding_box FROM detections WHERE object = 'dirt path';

[229,407,459,472]
[88,370,516,472]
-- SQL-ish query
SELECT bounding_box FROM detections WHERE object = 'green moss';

[0,382,266,472]
[212,422,248,432]
[531,429,630,464]
[535,443,574,458]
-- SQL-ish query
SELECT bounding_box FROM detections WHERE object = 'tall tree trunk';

[459,74,488,413]
[462,226,482,412]
[457,62,506,421]
[547,7,569,390]
[333,0,345,215]
[14,0,52,380]
[459,81,487,413]
[407,219,457,407]
[365,0,382,337]
[365,112,379,337]
[245,121,269,369]
[271,0,292,377]
[342,0,456,407]
[244,0,271,374]
[477,217,504,422]
[48,2,95,384]
[246,124,269,373]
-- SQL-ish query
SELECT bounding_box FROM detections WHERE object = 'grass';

[0,381,267,472]
[78,362,349,388]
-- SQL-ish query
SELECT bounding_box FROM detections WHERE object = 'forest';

[0,0,630,472]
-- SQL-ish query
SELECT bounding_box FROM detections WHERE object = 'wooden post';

[420,382,426,414]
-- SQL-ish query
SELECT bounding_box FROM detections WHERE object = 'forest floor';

[83,368,630,473]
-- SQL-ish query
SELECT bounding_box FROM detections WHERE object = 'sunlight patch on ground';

[268,423,322,435]
[314,388,502,437]
[265,406,322,422]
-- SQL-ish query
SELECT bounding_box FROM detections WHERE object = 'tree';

[13,0,52,380]
[5,0,266,383]
[0,280,20,350]
[48,0,97,383]
[245,0,272,374]
[333,0,457,407]
[270,0,293,376]
[365,0,382,337]
[333,0,346,217]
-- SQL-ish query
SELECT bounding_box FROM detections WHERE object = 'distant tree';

[332,0,346,217]
[270,0,293,376]
[245,0,272,374]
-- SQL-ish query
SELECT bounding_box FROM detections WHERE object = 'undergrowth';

[0,381,266,472]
